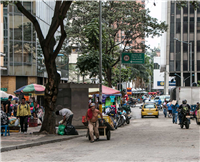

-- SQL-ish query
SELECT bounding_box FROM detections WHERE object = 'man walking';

[85,103,103,143]
[17,98,31,134]
[3,96,12,116]
[56,108,73,126]
[172,101,179,124]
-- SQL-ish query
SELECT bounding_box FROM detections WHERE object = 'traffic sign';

[121,53,145,64]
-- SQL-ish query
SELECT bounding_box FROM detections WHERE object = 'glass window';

[183,60,188,71]
[169,61,174,71]
[14,5,21,14]
[176,22,181,33]
[14,42,22,64]
[9,14,13,40]
[23,16,32,41]
[197,60,200,71]
[14,14,22,40]
[190,22,194,33]
[183,6,188,14]
[176,5,181,15]
[23,2,32,13]
[23,42,32,64]
[190,4,194,14]
[176,41,181,53]
[197,22,200,33]
[171,2,174,14]
[197,41,200,52]
[170,41,174,53]
[183,43,188,52]
[183,22,188,33]
[176,61,180,71]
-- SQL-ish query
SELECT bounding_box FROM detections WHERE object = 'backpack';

[1,110,9,125]
[182,104,189,114]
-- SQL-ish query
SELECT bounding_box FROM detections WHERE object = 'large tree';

[65,1,168,87]
[2,1,72,134]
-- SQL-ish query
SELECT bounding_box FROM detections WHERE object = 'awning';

[89,85,120,95]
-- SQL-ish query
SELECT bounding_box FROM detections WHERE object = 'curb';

[1,134,85,152]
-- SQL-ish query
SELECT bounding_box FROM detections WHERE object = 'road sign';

[1,88,7,92]
[121,53,145,64]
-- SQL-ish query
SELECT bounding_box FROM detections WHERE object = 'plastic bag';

[58,124,65,135]
[14,119,19,126]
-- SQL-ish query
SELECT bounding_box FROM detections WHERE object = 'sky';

[145,1,162,50]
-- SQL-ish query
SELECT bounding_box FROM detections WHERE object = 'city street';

[1,105,199,162]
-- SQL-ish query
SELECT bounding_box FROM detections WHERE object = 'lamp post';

[99,0,102,113]
[174,38,193,87]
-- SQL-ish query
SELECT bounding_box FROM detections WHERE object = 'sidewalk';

[1,126,87,152]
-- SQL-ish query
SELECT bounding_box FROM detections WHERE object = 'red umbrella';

[102,85,120,95]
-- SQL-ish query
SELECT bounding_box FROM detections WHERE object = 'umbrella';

[14,85,27,94]
[22,84,45,93]
[0,90,9,98]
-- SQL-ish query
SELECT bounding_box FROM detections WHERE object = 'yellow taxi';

[141,101,159,118]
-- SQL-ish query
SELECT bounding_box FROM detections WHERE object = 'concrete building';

[0,1,68,95]
[166,1,200,87]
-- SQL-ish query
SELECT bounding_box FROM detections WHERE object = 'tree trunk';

[107,68,112,87]
[40,57,60,134]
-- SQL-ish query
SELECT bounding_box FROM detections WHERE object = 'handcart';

[82,116,113,140]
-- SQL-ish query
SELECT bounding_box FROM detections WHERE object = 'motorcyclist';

[177,100,191,125]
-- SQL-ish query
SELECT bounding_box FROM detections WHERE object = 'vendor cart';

[82,117,112,140]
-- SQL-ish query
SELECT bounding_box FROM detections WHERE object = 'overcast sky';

[145,1,162,49]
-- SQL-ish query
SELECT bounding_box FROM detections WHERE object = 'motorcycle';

[116,109,126,127]
[180,112,190,129]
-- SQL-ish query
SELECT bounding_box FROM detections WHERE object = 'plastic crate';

[29,118,38,127]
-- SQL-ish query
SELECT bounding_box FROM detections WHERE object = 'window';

[197,60,200,71]
[169,61,174,71]
[176,22,181,33]
[197,22,200,33]
[176,61,180,71]
[170,41,174,53]
[183,60,188,71]
[190,4,194,14]
[176,41,181,53]
[183,43,188,52]
[197,41,200,52]
[154,63,160,69]
[176,5,181,15]
[183,6,188,14]
[190,22,194,33]
[183,22,188,33]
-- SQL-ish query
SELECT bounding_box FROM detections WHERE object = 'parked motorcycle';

[116,108,126,127]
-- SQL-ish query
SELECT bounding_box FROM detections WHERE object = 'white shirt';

[59,108,73,118]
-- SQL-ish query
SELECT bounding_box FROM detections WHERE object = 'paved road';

[2,106,200,162]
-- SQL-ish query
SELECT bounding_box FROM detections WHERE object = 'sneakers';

[90,141,94,143]
[95,138,99,141]
[24,132,27,135]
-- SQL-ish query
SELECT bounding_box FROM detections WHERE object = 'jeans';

[172,113,178,123]
[163,108,167,117]
[20,116,28,132]
[66,114,73,126]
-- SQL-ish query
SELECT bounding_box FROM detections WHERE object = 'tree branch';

[45,1,72,46]
[53,20,66,60]
[15,2,44,45]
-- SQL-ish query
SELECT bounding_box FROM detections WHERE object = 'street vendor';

[56,108,73,126]
[84,103,103,143]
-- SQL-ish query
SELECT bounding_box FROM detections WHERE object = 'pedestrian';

[167,100,172,117]
[56,108,74,126]
[3,96,12,116]
[172,101,179,124]
[163,99,168,118]
[13,100,19,117]
[17,98,31,134]
[194,102,200,119]
[84,103,103,143]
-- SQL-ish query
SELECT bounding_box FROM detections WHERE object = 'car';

[141,101,159,118]
[155,95,170,104]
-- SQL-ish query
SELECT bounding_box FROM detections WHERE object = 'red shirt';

[87,108,93,120]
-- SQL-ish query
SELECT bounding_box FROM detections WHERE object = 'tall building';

[0,1,68,95]
[166,1,200,87]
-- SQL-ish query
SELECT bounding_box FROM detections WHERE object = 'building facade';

[1,1,68,95]
[167,1,200,87]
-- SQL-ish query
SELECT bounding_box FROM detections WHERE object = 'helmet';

[182,100,187,104]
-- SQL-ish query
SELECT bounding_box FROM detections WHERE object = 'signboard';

[1,88,7,92]
[122,53,145,64]
[157,81,176,86]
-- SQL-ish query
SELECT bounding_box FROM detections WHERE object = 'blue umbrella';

[14,85,27,94]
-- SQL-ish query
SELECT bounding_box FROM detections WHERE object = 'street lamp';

[175,73,194,87]
[174,38,193,87]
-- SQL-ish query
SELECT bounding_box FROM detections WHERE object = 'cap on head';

[90,103,95,107]
[9,96,12,99]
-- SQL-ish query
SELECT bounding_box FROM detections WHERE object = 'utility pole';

[119,53,121,91]
[190,42,192,87]
[99,0,102,113]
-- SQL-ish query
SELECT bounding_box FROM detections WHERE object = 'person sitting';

[177,100,191,125]
[56,108,73,126]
